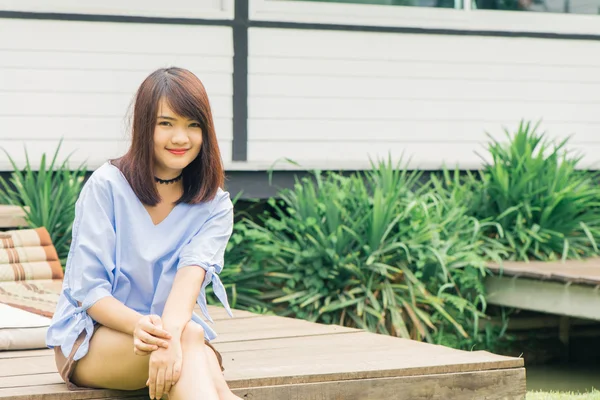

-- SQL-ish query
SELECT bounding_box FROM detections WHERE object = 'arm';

[161,267,206,337]
[161,191,234,336]
[59,174,170,361]
[87,297,143,336]
[65,175,141,335]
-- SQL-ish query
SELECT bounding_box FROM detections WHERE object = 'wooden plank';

[200,306,262,321]
[0,349,52,360]
[0,372,61,388]
[0,355,55,377]
[231,368,526,400]
[487,259,600,286]
[0,332,521,387]
[217,333,522,388]
[210,315,357,344]
[0,369,527,400]
[485,275,600,321]
[0,383,146,399]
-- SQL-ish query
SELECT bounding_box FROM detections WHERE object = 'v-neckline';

[142,202,181,227]
[107,162,185,228]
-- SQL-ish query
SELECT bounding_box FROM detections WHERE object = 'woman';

[46,67,241,400]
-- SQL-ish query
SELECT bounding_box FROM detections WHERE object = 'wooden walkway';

[0,306,525,399]
[486,259,600,321]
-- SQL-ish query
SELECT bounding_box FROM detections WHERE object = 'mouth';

[167,149,189,156]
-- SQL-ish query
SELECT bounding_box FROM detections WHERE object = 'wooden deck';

[486,259,600,321]
[0,306,525,399]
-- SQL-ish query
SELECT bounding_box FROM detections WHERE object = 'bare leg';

[168,321,219,400]
[71,326,149,390]
[204,345,242,400]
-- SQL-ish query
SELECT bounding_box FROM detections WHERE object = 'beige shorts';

[54,324,225,391]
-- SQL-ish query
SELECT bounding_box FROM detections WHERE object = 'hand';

[133,314,172,356]
[147,339,183,400]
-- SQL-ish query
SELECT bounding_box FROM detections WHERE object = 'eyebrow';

[157,115,199,122]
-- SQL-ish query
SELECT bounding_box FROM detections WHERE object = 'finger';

[133,347,152,356]
[143,321,172,340]
[138,331,169,349]
[173,359,182,384]
[134,338,159,352]
[149,314,163,328]
[148,365,157,400]
[164,365,173,394]
[155,367,166,400]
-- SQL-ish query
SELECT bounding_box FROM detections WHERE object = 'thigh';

[72,326,150,390]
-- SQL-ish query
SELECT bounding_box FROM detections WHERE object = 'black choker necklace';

[154,173,183,185]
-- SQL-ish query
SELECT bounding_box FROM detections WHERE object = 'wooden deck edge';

[485,275,600,321]
[486,259,600,286]
[232,367,527,400]
[0,368,527,400]
[226,358,524,389]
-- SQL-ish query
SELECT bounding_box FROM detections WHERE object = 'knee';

[181,321,205,345]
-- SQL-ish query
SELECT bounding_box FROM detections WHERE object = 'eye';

[158,121,172,126]
[189,122,201,128]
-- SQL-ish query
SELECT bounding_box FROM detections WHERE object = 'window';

[474,0,599,13]
[282,0,462,9]
[288,0,600,13]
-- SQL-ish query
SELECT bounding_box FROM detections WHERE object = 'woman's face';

[153,98,203,178]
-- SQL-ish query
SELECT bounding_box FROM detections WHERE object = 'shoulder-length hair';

[114,67,224,206]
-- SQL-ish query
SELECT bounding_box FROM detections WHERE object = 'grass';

[527,391,600,399]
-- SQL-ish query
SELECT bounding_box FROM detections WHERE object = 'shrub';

[236,159,503,343]
[471,121,600,261]
[0,141,86,262]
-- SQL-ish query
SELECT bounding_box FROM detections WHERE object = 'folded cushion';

[0,245,59,264]
[0,227,53,249]
[0,261,63,281]
[0,303,51,350]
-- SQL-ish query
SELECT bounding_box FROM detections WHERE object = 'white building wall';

[0,18,234,170]
[0,0,234,19]
[1,0,600,171]
[247,27,600,170]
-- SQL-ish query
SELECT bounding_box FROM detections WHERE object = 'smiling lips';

[167,149,188,156]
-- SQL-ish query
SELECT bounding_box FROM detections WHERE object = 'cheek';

[192,134,203,155]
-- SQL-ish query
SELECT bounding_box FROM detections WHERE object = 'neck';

[154,173,182,185]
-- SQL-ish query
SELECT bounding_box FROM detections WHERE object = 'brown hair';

[114,67,224,206]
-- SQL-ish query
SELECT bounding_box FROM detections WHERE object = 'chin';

[162,159,192,171]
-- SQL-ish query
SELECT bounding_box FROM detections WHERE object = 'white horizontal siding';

[248,27,600,170]
[1,139,233,171]
[0,19,234,170]
[0,0,234,19]
[248,141,600,170]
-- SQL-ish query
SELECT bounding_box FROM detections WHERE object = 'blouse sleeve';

[58,175,116,360]
[65,175,116,309]
[177,191,234,323]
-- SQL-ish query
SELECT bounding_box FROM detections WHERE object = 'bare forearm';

[87,297,143,336]
[161,266,206,337]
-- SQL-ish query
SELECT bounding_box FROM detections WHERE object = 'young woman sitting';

[46,67,241,400]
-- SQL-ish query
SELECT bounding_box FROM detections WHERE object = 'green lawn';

[528,391,600,400]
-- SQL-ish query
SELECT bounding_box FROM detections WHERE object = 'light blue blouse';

[46,162,234,361]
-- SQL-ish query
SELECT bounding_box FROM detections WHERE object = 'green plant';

[0,140,87,262]
[471,120,600,261]
[237,158,502,343]
[527,391,600,400]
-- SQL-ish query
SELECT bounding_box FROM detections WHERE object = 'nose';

[171,128,190,145]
